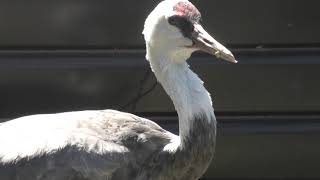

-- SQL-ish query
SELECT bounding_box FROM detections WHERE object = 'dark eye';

[168,15,194,38]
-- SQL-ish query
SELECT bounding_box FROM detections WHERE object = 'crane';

[0,0,237,179]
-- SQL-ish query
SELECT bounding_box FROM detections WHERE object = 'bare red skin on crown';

[173,1,201,23]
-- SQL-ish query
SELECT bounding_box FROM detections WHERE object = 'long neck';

[147,48,216,147]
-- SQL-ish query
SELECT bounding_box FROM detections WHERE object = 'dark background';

[0,0,320,48]
[0,0,320,179]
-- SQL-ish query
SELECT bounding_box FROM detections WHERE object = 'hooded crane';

[0,0,237,179]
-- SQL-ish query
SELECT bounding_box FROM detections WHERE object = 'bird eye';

[168,16,179,25]
[168,15,194,38]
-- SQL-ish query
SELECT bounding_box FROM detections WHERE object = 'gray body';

[0,110,215,180]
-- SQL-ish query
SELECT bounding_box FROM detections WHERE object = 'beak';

[190,24,237,63]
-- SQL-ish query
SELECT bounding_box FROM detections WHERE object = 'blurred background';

[0,0,319,179]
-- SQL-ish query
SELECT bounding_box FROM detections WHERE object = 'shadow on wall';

[0,0,319,48]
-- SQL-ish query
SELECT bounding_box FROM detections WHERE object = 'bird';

[0,0,237,179]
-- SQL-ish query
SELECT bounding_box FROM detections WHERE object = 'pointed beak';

[190,24,237,63]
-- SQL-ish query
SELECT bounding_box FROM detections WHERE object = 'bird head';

[143,0,237,63]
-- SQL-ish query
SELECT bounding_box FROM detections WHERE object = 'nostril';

[203,38,213,45]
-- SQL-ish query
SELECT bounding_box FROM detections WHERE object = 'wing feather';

[0,109,174,179]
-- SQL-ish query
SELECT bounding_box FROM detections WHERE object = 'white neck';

[146,46,215,144]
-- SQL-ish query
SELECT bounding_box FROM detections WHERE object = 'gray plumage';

[0,0,237,179]
[0,110,215,180]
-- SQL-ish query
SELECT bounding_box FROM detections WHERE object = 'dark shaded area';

[0,0,319,49]
[0,50,320,118]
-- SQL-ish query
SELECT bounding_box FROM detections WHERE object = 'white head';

[143,0,237,139]
[143,0,237,64]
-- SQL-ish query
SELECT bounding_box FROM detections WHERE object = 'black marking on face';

[168,15,194,38]
[168,1,202,39]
